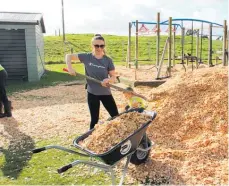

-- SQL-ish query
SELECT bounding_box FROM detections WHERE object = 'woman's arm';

[108,70,117,83]
[65,54,79,76]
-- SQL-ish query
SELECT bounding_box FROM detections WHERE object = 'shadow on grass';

[0,117,35,179]
[7,70,84,94]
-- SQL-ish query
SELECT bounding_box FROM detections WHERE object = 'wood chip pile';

[126,66,228,185]
[80,112,151,154]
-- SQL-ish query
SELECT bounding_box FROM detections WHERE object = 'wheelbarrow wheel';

[130,135,151,165]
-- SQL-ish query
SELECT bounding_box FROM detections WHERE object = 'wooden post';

[156,37,169,79]
[191,21,194,56]
[208,23,213,66]
[196,29,199,67]
[168,17,172,76]
[135,20,139,69]
[127,22,132,68]
[148,40,151,60]
[156,12,160,67]
[226,28,229,65]
[200,22,203,63]
[122,40,125,62]
[61,0,66,42]
[215,56,219,65]
[172,25,176,66]
[181,27,185,64]
[223,20,227,66]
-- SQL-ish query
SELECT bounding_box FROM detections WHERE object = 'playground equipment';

[127,13,228,80]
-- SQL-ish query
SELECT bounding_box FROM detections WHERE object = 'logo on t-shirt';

[89,62,105,69]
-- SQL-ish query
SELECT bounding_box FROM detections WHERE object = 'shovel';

[63,68,149,101]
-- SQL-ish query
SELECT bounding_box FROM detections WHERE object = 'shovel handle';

[63,68,102,84]
[63,68,69,72]
[63,68,149,101]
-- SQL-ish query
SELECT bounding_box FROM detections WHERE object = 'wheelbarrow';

[32,108,157,185]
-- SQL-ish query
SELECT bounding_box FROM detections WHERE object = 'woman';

[0,64,12,118]
[65,34,119,129]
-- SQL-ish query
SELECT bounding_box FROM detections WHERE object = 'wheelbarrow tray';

[73,110,157,165]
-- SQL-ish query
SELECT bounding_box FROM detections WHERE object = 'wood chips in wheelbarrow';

[80,112,151,154]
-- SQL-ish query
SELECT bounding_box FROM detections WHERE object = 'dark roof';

[0,12,46,33]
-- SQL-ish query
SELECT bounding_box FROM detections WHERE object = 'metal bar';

[118,155,131,186]
[71,160,111,170]
[33,145,90,157]
[110,169,116,186]
[131,21,181,26]
[161,18,223,27]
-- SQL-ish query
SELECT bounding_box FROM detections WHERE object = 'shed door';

[0,29,28,81]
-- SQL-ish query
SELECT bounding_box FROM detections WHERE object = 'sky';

[0,0,228,36]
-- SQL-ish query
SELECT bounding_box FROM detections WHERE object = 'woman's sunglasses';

[94,44,105,49]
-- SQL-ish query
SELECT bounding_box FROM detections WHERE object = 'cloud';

[0,0,227,35]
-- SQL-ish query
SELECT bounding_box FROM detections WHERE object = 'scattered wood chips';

[0,65,228,185]
[80,112,151,154]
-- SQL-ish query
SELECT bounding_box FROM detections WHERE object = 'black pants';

[87,92,119,129]
[0,70,9,108]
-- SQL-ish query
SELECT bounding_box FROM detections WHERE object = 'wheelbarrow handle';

[57,164,72,174]
[63,68,149,101]
[32,147,46,153]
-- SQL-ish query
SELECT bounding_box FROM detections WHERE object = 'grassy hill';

[44,34,223,64]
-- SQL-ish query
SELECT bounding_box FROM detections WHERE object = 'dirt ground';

[0,64,228,185]
[116,63,210,81]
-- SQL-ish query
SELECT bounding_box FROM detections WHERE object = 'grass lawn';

[7,64,85,94]
[0,137,113,185]
[44,34,223,63]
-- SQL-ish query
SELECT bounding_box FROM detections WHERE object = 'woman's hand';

[68,68,76,76]
[101,78,110,87]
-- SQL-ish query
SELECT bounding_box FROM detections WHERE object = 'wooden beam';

[173,25,176,66]
[208,23,213,66]
[168,17,172,76]
[223,20,227,66]
[156,12,160,67]
[135,20,139,69]
[127,22,132,68]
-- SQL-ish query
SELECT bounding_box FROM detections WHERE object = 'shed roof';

[0,12,46,33]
